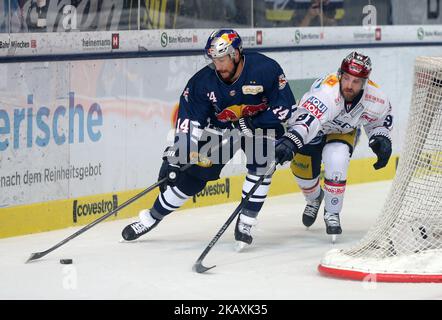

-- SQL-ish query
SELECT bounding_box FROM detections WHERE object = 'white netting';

[321,57,442,277]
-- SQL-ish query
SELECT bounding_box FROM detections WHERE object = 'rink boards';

[0,158,396,238]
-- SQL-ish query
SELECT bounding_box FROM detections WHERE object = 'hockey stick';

[25,134,235,263]
[25,177,168,263]
[192,160,277,273]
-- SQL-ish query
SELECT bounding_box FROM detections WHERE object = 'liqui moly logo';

[301,96,328,119]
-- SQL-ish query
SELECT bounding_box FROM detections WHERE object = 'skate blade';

[234,241,249,252]
[331,235,337,244]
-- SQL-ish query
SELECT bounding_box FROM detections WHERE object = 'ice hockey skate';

[121,209,160,241]
[324,211,342,243]
[302,188,324,228]
[234,214,257,252]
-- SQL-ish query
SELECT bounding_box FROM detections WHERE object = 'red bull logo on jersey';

[301,96,328,119]
[216,103,267,122]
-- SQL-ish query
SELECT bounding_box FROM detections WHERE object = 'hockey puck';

[60,259,73,264]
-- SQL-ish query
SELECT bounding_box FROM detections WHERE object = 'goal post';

[318,57,442,283]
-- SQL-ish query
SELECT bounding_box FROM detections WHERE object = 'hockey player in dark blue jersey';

[121,29,296,248]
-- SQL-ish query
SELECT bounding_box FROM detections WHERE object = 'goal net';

[318,57,442,282]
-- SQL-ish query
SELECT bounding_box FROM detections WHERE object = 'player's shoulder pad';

[309,73,339,99]
[310,73,339,93]
[190,65,214,84]
[245,52,287,90]
[184,65,214,95]
[246,52,283,75]
[245,51,277,65]
[362,81,391,116]
[179,66,214,106]
[321,73,340,88]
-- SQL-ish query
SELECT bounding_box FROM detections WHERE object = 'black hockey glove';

[158,146,181,193]
[275,131,304,165]
[234,117,255,138]
[369,135,392,170]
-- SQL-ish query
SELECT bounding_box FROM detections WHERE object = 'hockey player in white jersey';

[274,51,393,242]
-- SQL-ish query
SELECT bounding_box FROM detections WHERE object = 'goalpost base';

[318,264,442,283]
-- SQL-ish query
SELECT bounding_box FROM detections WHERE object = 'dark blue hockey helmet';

[204,29,243,60]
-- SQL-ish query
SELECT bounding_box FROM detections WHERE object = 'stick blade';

[192,261,216,274]
[25,252,47,263]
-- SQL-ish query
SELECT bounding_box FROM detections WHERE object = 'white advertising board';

[1,25,442,58]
